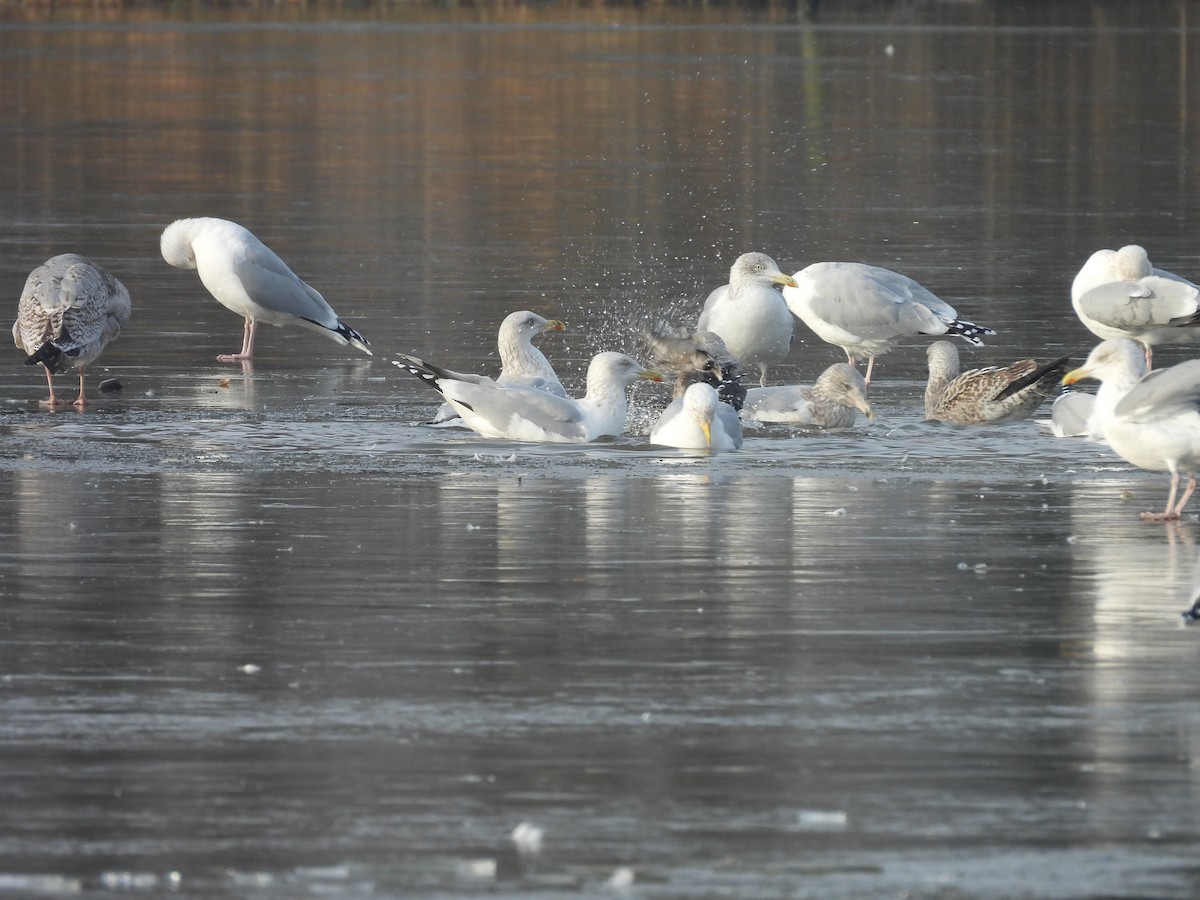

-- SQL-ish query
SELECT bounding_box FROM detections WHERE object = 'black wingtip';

[994,356,1072,401]
[946,319,997,347]
[24,340,76,370]
[390,355,449,395]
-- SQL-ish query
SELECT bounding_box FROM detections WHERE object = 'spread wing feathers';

[643,322,747,410]
[1115,359,1200,422]
[14,254,131,372]
[1077,276,1200,329]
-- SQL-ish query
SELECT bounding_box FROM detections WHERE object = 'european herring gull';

[924,341,1069,425]
[160,217,371,362]
[1063,338,1200,520]
[782,261,995,385]
[742,363,872,427]
[650,382,743,451]
[430,310,566,426]
[394,351,661,443]
[1071,245,1200,368]
[1045,391,1097,438]
[697,252,798,387]
[643,323,746,410]
[12,254,131,408]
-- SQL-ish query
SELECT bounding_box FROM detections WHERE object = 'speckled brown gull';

[12,254,131,408]
[742,363,873,427]
[1063,338,1200,521]
[696,252,798,387]
[643,322,746,410]
[924,341,1068,425]
[1071,245,1200,368]
[783,261,994,385]
[430,310,566,426]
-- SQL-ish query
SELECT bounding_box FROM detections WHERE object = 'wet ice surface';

[5,3,1200,897]
[3,363,1200,899]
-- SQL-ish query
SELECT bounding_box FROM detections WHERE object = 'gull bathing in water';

[1063,338,1200,521]
[697,252,798,387]
[1071,244,1200,369]
[395,351,661,443]
[650,382,743,451]
[430,310,566,426]
[12,254,131,408]
[783,261,994,385]
[160,217,371,362]
[643,323,746,411]
[742,363,873,427]
[924,341,1069,425]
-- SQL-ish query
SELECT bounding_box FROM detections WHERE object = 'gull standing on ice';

[650,382,743,451]
[160,217,371,362]
[783,261,994,385]
[742,363,873,427]
[12,254,131,408]
[394,351,661,443]
[924,341,1069,425]
[697,252,798,387]
[430,310,566,426]
[1071,244,1200,369]
[1063,338,1200,521]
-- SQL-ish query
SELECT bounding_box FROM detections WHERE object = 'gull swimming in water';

[650,382,743,451]
[12,254,131,408]
[924,341,1069,425]
[643,323,746,410]
[782,261,994,385]
[394,351,661,443]
[1063,338,1200,521]
[741,363,873,427]
[1070,244,1200,369]
[696,252,798,387]
[430,310,566,426]
[160,217,371,362]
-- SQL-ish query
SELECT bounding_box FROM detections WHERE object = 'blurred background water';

[2,2,1200,897]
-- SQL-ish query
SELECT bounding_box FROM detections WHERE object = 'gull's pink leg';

[1142,471,1182,521]
[1173,474,1197,518]
[1143,342,1154,371]
[39,367,60,408]
[218,318,257,362]
[71,369,87,409]
[863,357,877,387]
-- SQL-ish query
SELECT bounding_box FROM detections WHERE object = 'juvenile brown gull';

[1071,244,1200,368]
[650,382,743,451]
[783,261,994,385]
[696,252,798,387]
[160,217,371,362]
[394,351,661,443]
[12,254,131,408]
[924,341,1069,425]
[431,310,566,426]
[1063,338,1200,521]
[643,323,746,410]
[742,363,872,427]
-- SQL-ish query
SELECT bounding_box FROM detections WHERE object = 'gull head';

[160,218,201,270]
[1063,338,1147,387]
[818,363,874,420]
[682,382,721,447]
[730,251,799,291]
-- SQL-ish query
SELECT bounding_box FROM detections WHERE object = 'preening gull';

[643,323,746,410]
[430,310,566,426]
[394,351,661,443]
[12,254,131,408]
[697,252,798,387]
[1063,338,1200,520]
[924,341,1069,425]
[1044,391,1097,438]
[783,261,994,385]
[650,382,743,451]
[742,363,872,427]
[160,217,371,362]
[1071,244,1200,368]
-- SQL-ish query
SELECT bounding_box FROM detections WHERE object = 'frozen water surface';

[2,3,1200,898]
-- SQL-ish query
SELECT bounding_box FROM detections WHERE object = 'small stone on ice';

[511,822,544,855]
[606,867,635,888]
[239,664,261,674]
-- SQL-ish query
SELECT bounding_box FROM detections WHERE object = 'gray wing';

[799,262,952,337]
[447,380,588,441]
[1076,276,1200,329]
[714,402,745,448]
[1114,360,1200,422]
[236,241,340,327]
